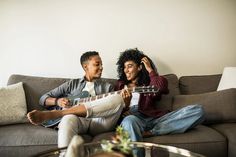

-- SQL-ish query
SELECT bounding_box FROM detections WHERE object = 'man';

[28,51,130,148]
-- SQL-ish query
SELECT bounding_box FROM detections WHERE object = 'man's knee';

[58,114,78,129]
[111,94,125,106]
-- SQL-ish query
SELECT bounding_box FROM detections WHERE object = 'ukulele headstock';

[132,85,159,94]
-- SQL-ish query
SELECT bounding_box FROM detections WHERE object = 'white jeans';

[58,94,124,148]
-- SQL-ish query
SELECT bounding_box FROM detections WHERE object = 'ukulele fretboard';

[74,86,159,104]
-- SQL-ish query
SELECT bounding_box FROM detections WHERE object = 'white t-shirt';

[124,85,140,106]
[130,92,140,106]
[82,81,96,96]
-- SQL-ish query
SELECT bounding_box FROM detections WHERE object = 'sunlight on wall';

[0,0,236,86]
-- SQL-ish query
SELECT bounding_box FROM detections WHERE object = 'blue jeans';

[121,104,205,156]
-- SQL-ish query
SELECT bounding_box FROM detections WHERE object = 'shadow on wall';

[152,56,173,76]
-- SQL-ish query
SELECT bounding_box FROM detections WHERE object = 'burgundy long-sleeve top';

[115,71,169,118]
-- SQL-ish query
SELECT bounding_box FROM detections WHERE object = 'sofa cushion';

[173,88,236,124]
[0,124,57,146]
[210,123,236,157]
[0,123,93,146]
[92,125,227,157]
[217,67,236,91]
[0,82,28,125]
[7,74,69,112]
[145,125,227,157]
[0,145,57,157]
[179,74,221,94]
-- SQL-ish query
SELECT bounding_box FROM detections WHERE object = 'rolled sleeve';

[39,81,71,106]
[39,94,50,106]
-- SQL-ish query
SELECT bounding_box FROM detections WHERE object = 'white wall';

[1,0,236,87]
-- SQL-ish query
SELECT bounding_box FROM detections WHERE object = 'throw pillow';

[217,67,236,91]
[0,82,28,125]
[173,88,236,124]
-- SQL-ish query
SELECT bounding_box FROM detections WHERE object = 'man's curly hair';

[116,48,157,86]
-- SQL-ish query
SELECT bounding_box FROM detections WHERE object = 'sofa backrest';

[179,74,222,94]
[7,74,179,112]
[7,74,69,112]
[173,88,236,124]
[174,74,236,125]
[8,73,227,124]
[155,74,180,111]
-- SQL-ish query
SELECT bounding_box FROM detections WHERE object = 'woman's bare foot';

[27,110,50,125]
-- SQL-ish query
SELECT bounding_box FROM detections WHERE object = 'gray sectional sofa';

[0,74,235,157]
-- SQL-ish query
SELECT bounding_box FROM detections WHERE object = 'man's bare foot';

[27,110,49,125]
[142,131,153,138]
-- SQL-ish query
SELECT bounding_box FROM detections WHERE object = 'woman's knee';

[187,104,205,121]
[192,104,204,115]
[121,115,140,127]
[186,104,204,113]
[196,105,205,121]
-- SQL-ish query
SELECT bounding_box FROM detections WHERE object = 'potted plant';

[101,126,133,157]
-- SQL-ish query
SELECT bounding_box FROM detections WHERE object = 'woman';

[115,48,205,153]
